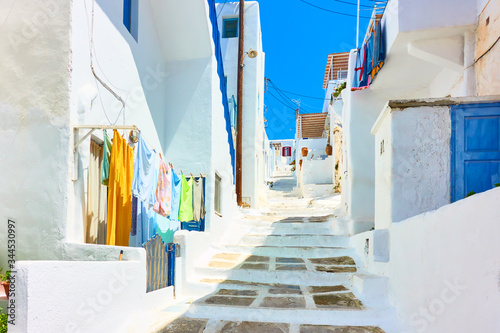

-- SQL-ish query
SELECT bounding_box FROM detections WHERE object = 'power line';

[264,96,295,139]
[268,86,313,114]
[298,0,371,18]
[217,0,228,18]
[332,0,372,8]
[268,79,330,101]
[267,80,315,113]
[268,82,299,109]
[267,91,298,112]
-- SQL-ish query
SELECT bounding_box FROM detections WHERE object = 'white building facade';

[216,1,267,208]
[338,0,500,331]
[0,0,238,331]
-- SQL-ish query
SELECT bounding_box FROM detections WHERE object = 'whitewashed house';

[270,139,295,174]
[323,52,350,192]
[338,0,500,331]
[0,0,239,331]
[294,113,336,198]
[216,1,267,208]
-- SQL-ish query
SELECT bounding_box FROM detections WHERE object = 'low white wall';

[302,157,334,185]
[389,187,500,333]
[11,259,149,333]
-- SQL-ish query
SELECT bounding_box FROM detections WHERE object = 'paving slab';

[275,264,307,271]
[313,292,363,309]
[212,253,241,261]
[308,285,348,294]
[240,263,269,270]
[315,266,357,273]
[158,318,208,333]
[276,257,305,264]
[299,325,385,333]
[216,289,258,296]
[309,256,356,266]
[269,287,303,295]
[209,261,239,269]
[219,321,289,333]
[204,296,256,306]
[260,296,306,308]
[244,255,270,262]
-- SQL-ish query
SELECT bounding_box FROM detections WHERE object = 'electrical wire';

[268,79,331,102]
[267,91,298,112]
[217,0,228,18]
[89,0,126,125]
[268,82,299,110]
[267,80,316,113]
[298,0,371,18]
[264,96,295,139]
[331,0,372,8]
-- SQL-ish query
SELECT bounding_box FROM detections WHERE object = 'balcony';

[351,0,478,98]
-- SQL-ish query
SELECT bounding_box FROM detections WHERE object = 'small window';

[123,0,139,41]
[223,18,238,38]
[214,173,222,214]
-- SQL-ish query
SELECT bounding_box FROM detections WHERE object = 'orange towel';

[106,130,134,246]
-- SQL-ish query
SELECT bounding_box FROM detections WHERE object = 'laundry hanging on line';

[96,128,206,247]
[106,130,134,246]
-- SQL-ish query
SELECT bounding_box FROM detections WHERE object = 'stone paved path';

[154,174,397,332]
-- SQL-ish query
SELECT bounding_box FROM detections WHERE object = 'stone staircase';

[153,210,400,332]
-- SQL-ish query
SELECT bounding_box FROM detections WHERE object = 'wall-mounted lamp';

[246,48,258,59]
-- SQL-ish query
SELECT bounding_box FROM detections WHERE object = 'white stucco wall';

[69,0,169,244]
[350,187,500,332]
[0,0,74,264]
[1,0,239,329]
[389,187,500,332]
[11,259,151,333]
[217,1,266,208]
[302,157,334,185]
[372,104,451,230]
[398,0,477,34]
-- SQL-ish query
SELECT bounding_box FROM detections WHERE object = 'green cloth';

[100,131,113,185]
[178,175,194,222]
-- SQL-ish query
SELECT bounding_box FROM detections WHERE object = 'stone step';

[193,267,355,286]
[238,234,349,247]
[157,317,394,333]
[240,226,338,235]
[214,244,355,258]
[182,306,395,329]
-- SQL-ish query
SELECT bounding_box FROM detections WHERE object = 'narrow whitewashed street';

[153,173,400,332]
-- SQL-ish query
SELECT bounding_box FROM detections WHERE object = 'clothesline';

[103,129,207,248]
[74,124,208,180]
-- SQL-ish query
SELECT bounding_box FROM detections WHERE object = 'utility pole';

[292,99,301,139]
[236,0,245,206]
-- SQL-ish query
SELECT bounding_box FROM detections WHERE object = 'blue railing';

[207,0,236,180]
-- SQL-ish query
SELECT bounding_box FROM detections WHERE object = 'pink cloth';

[153,160,172,217]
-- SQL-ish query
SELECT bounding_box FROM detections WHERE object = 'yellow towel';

[107,130,134,246]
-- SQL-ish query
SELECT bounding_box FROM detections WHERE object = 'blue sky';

[216,0,373,140]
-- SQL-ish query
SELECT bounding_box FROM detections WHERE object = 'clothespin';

[199,173,203,178]
[190,173,193,178]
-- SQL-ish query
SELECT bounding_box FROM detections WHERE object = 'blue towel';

[131,133,157,206]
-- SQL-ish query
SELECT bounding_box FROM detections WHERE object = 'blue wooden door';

[451,103,500,202]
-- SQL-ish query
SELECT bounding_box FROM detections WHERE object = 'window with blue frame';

[223,18,238,38]
[123,0,139,41]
